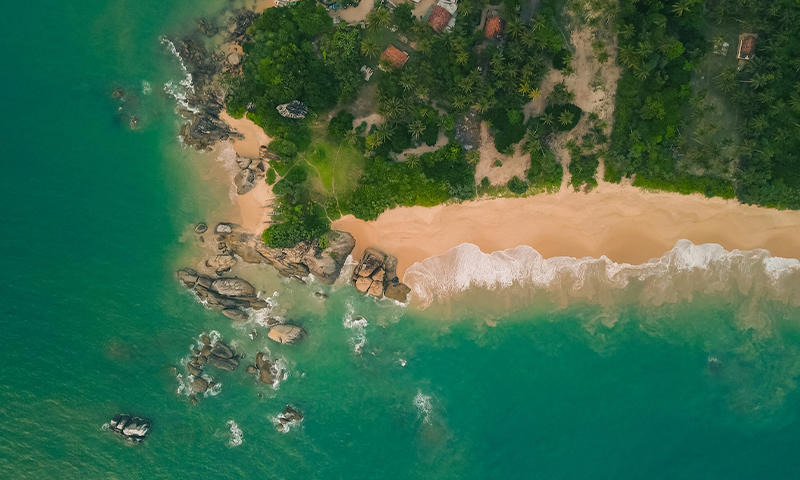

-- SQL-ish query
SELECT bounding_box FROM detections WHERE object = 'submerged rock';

[275,405,303,432]
[211,341,234,359]
[194,222,208,234]
[268,324,306,345]
[109,414,152,442]
[222,308,249,322]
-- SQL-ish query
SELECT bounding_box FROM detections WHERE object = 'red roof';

[381,45,409,69]
[484,16,505,38]
[427,5,452,33]
[740,37,755,56]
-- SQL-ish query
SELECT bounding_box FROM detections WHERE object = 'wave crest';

[404,240,800,308]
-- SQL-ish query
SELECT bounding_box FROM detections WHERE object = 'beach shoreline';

[333,181,800,279]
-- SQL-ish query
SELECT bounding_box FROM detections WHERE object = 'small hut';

[484,15,505,39]
[427,5,453,33]
[737,33,757,62]
[380,45,409,70]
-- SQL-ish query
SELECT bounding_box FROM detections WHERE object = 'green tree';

[361,37,379,58]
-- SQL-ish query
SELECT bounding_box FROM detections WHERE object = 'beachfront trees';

[367,7,391,30]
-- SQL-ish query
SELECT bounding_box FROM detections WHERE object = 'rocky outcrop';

[267,324,305,345]
[275,405,303,432]
[351,248,410,302]
[218,227,355,284]
[109,414,152,442]
[185,337,237,397]
[176,268,269,311]
[233,156,266,195]
[247,351,282,385]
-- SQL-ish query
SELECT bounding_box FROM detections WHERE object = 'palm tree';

[452,95,468,109]
[412,20,429,38]
[375,123,394,144]
[789,92,800,114]
[459,76,474,93]
[476,98,490,113]
[405,153,420,168]
[672,0,694,17]
[400,71,416,91]
[518,82,531,96]
[490,53,504,70]
[380,97,404,119]
[455,51,469,66]
[558,110,575,127]
[361,38,380,59]
[368,7,392,30]
[416,39,432,53]
[506,18,524,39]
[409,120,426,138]
[542,113,554,126]
[466,150,480,165]
[521,30,536,48]
[528,88,541,100]
[457,1,473,17]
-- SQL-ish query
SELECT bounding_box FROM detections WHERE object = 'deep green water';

[4,0,800,478]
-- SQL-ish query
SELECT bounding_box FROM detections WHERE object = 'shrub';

[552,49,572,70]
[318,234,329,250]
[269,138,298,158]
[493,160,503,167]
[328,110,355,142]
[266,168,277,185]
[507,176,529,194]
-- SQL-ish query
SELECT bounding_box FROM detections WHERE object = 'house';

[484,15,505,39]
[276,100,308,119]
[737,33,757,62]
[380,45,409,70]
[427,5,453,33]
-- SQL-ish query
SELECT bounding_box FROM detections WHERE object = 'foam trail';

[404,240,800,308]
[413,390,432,423]
[227,420,243,447]
[159,36,200,114]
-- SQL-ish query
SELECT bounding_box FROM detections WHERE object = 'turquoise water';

[3,0,800,478]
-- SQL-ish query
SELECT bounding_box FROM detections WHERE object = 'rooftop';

[381,45,409,70]
[737,33,757,60]
[484,16,505,39]
[427,5,452,33]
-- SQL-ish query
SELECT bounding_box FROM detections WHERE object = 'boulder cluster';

[109,414,151,443]
[246,352,282,385]
[233,155,267,195]
[275,405,304,433]
[188,336,239,395]
[176,268,267,321]
[352,248,411,302]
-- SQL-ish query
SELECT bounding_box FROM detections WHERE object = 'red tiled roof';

[484,16,505,38]
[381,45,409,69]
[427,5,452,33]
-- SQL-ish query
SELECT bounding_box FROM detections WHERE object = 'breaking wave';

[343,300,368,355]
[160,36,200,114]
[227,420,243,447]
[404,240,800,308]
[413,390,432,424]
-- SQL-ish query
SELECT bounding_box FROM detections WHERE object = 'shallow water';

[3,0,800,478]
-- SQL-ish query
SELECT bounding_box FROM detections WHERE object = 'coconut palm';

[672,0,694,17]
[367,7,392,30]
[361,38,380,59]
[409,120,426,138]
[558,110,575,127]
[405,153,420,168]
[506,18,524,39]
[455,51,469,66]
[542,113,554,126]
[400,71,416,91]
[380,96,404,119]
[375,123,394,144]
[490,53,505,70]
[466,150,480,165]
[518,82,531,96]
[452,95,468,110]
[528,88,541,100]
[457,1,474,17]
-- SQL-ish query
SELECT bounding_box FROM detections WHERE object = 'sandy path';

[333,181,800,278]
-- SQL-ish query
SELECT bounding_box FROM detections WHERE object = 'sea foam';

[160,36,200,114]
[404,240,800,308]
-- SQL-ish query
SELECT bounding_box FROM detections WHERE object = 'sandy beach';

[333,182,800,278]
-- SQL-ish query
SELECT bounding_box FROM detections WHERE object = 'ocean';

[2,0,800,478]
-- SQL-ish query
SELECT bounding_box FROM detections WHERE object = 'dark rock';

[210,341,234,359]
[197,19,218,36]
[384,282,411,303]
[194,222,208,234]
[208,355,239,371]
[200,345,212,357]
[222,308,249,322]
[195,355,207,365]
[191,377,209,393]
[187,363,202,376]
[110,414,152,442]
[176,268,199,288]
[313,291,328,300]
[206,254,236,273]
[201,335,211,345]
[234,168,256,195]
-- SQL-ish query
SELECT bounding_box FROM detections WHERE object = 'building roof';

[484,16,505,39]
[381,45,409,69]
[738,34,757,60]
[427,5,452,33]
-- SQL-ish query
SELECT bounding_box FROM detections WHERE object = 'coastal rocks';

[108,414,152,443]
[206,254,236,275]
[215,223,234,234]
[352,248,411,302]
[197,18,218,37]
[268,324,306,345]
[177,268,269,312]
[192,377,210,393]
[275,405,303,432]
[184,337,237,398]
[247,351,282,385]
[194,222,208,234]
[221,308,249,322]
[219,226,355,284]
[234,164,256,195]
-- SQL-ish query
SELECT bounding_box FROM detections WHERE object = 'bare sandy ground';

[475,122,531,185]
[333,182,800,278]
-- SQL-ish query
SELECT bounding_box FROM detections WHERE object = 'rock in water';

[384,282,411,303]
[191,377,209,393]
[210,341,234,359]
[222,308,249,322]
[267,324,306,345]
[276,405,303,432]
[208,355,239,371]
[109,414,151,442]
[210,278,256,297]
[194,222,208,234]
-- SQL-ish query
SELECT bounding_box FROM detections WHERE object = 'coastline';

[333,181,800,279]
